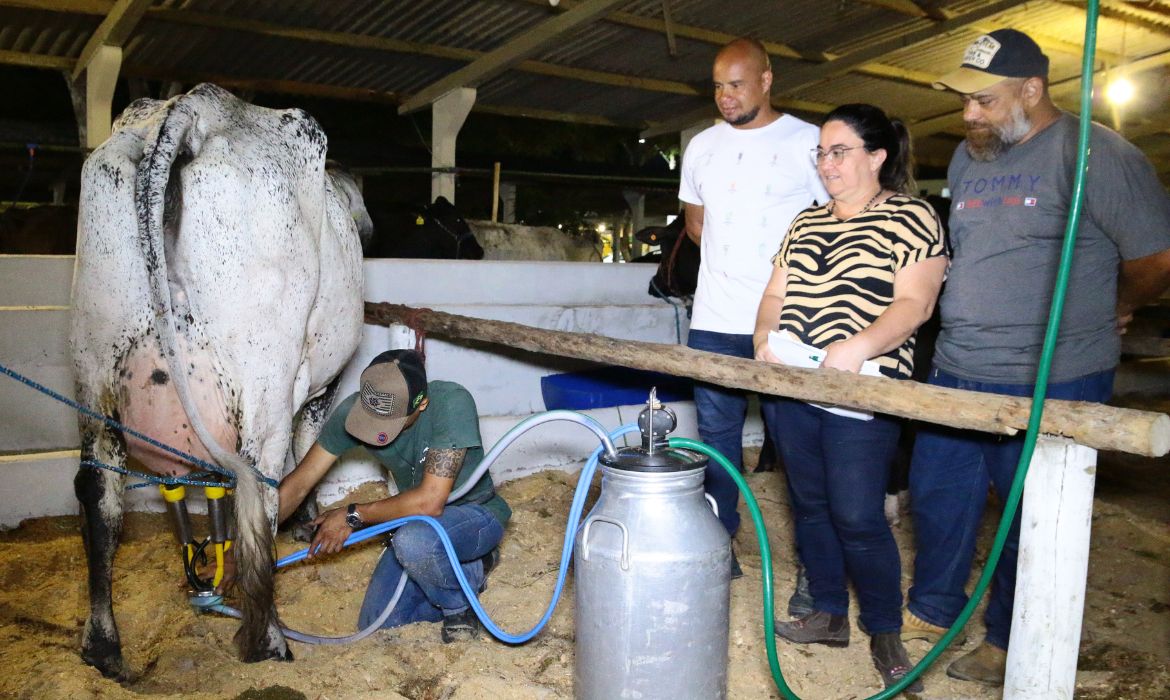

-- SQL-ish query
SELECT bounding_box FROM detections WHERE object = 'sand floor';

[0,444,1167,700]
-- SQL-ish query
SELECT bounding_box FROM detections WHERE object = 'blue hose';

[213,423,639,645]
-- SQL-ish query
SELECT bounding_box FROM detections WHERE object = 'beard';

[724,105,760,127]
[965,101,1032,162]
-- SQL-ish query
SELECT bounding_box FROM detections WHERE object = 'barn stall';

[2,0,1170,697]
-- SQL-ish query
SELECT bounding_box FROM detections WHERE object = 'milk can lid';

[600,445,708,473]
[598,388,707,471]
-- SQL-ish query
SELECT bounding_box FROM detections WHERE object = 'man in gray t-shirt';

[904,29,1170,687]
[936,113,1170,383]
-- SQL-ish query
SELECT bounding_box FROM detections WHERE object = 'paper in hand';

[767,330,880,421]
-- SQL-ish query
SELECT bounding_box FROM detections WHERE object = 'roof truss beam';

[772,0,1029,93]
[397,0,628,115]
[855,0,949,21]
[521,0,942,84]
[1062,0,1170,40]
[0,48,73,70]
[0,49,636,129]
[150,8,705,99]
[70,0,151,80]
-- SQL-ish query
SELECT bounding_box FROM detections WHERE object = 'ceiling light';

[1105,76,1135,105]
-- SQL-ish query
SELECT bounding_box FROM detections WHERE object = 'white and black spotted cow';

[70,83,368,679]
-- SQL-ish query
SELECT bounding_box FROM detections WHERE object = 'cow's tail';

[134,89,286,662]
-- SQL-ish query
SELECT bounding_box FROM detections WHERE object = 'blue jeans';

[686,329,755,535]
[357,503,504,629]
[764,398,904,634]
[908,367,1114,650]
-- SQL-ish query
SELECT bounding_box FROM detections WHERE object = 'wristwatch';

[345,503,365,530]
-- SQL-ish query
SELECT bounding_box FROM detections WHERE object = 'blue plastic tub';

[540,366,693,411]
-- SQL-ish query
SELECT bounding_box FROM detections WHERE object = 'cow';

[365,195,484,259]
[635,211,698,304]
[70,83,367,680]
[469,220,602,261]
[0,203,79,254]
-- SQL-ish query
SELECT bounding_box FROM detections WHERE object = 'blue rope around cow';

[0,362,277,489]
[83,460,232,490]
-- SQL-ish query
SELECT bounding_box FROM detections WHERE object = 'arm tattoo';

[424,447,466,479]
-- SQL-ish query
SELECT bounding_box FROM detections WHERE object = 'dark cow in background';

[635,210,698,305]
[71,83,366,678]
[365,195,484,259]
[0,204,78,254]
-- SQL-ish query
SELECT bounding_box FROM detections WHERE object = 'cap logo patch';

[963,35,1001,69]
[376,431,389,445]
[360,381,397,416]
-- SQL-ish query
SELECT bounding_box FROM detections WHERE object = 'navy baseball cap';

[345,349,428,446]
[934,29,1050,93]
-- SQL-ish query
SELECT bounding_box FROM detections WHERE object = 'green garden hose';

[671,3,1103,695]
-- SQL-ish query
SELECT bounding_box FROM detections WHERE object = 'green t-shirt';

[318,380,511,526]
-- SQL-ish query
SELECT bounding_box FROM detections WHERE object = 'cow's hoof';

[81,650,133,683]
[240,645,294,664]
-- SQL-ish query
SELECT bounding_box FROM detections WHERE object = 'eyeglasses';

[811,146,865,165]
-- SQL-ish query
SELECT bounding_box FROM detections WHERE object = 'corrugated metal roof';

[0,0,1167,172]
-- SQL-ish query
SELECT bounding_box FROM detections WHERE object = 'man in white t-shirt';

[679,37,828,572]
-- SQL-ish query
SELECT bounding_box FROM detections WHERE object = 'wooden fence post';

[1005,437,1098,699]
[491,161,501,223]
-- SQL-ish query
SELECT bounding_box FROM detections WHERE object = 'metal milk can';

[573,392,731,699]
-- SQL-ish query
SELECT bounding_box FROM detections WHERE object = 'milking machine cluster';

[159,482,236,608]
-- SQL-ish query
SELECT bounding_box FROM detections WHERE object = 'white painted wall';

[0,256,765,527]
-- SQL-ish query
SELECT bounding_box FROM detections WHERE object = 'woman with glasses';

[753,103,947,692]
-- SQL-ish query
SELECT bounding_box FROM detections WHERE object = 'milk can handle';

[705,493,719,517]
[580,515,630,570]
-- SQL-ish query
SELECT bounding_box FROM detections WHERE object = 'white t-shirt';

[679,115,828,334]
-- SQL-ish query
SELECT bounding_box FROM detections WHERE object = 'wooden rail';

[365,303,1170,457]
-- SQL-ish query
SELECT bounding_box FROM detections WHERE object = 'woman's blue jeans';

[357,503,504,630]
[907,367,1114,650]
[686,329,755,536]
[764,398,904,634]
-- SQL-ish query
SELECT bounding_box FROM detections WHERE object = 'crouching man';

[279,349,511,643]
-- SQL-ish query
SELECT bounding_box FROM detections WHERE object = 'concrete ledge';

[0,255,73,306]
[0,452,79,528]
[0,361,79,452]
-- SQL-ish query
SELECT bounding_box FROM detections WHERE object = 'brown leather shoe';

[946,641,1007,686]
[774,610,849,647]
[901,609,958,644]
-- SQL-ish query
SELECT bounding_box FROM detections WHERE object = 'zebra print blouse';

[773,194,945,379]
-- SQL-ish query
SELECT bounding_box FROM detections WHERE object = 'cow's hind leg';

[75,426,132,681]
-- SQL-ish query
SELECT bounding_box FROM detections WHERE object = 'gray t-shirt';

[935,113,1170,383]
